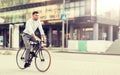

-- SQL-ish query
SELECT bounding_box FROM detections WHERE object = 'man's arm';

[38,20,46,40]
[41,34,46,40]
[26,20,40,41]
[31,33,40,41]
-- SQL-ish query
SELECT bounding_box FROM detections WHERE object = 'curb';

[0,50,17,55]
[0,48,120,56]
[54,50,120,56]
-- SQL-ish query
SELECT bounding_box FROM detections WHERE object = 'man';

[22,11,46,68]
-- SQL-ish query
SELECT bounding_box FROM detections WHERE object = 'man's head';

[32,11,39,21]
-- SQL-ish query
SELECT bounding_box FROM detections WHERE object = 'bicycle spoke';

[16,48,26,69]
[35,49,51,72]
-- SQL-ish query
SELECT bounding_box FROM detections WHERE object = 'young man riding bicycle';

[22,11,46,68]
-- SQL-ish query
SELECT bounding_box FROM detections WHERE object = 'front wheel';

[35,48,51,72]
[16,48,26,69]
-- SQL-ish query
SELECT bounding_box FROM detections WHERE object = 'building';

[0,0,119,48]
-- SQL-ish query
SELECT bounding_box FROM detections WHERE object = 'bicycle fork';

[39,50,45,62]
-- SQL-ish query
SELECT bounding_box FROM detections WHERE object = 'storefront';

[0,0,119,48]
[0,24,9,47]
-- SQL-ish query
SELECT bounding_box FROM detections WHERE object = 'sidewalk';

[0,47,61,55]
[0,47,120,56]
[0,47,18,51]
[46,47,120,56]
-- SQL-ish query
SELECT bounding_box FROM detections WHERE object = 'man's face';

[33,13,39,21]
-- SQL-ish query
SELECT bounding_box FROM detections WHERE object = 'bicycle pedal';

[24,63,30,68]
[41,59,45,62]
[21,57,24,59]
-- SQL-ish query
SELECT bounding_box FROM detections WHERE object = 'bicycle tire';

[16,48,26,69]
[35,48,51,72]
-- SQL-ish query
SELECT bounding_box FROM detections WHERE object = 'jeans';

[22,33,37,63]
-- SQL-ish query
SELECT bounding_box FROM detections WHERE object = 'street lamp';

[119,3,120,39]
[62,0,66,51]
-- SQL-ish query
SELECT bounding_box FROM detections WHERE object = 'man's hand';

[41,34,47,43]
[35,36,41,42]
[43,39,47,43]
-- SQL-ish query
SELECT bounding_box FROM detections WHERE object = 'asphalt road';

[0,51,120,75]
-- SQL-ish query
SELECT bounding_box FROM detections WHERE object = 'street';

[0,51,120,75]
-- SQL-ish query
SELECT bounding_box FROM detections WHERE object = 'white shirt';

[23,18,45,35]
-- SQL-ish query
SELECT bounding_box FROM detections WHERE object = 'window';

[65,3,70,9]
[75,7,80,17]
[75,1,80,7]
[80,1,85,6]
[80,7,85,16]
[0,0,29,8]
[69,8,74,18]
[70,2,74,8]
[0,9,27,23]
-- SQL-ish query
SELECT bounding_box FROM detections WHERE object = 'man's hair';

[32,11,39,15]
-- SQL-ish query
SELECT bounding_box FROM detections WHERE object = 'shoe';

[30,52,37,57]
[24,63,30,68]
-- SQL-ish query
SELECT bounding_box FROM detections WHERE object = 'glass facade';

[0,10,26,23]
[73,27,93,40]
[0,0,118,24]
[91,0,119,23]
[0,0,87,24]
[0,0,50,8]
[97,0,119,20]
[0,0,28,8]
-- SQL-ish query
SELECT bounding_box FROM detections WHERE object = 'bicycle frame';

[16,40,51,72]
[29,41,44,60]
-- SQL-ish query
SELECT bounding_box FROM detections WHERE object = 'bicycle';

[16,40,51,72]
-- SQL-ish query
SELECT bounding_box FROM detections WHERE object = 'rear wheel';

[35,48,51,72]
[16,48,26,69]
